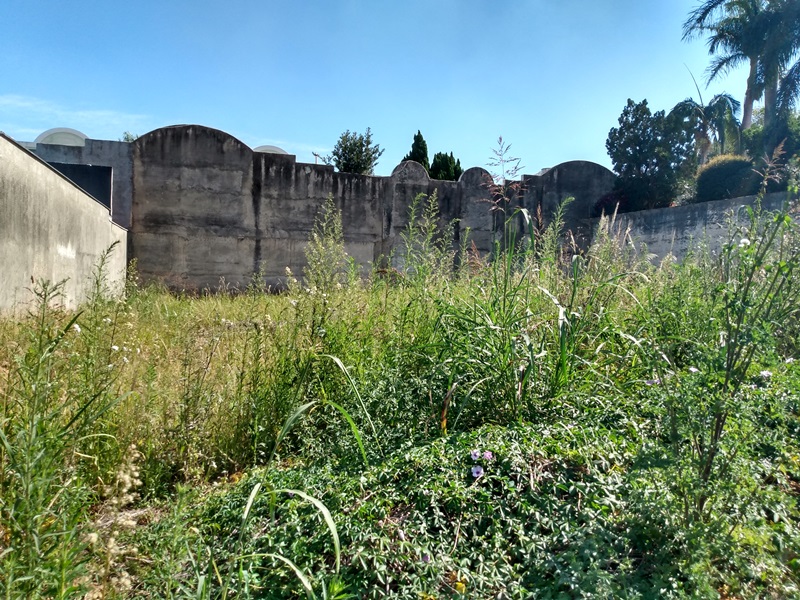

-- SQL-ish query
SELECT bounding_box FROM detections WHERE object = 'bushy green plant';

[304,194,350,292]
[694,154,759,203]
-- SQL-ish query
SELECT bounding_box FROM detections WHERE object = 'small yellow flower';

[454,581,466,594]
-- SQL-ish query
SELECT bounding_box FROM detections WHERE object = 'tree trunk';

[740,58,758,131]
[764,79,779,156]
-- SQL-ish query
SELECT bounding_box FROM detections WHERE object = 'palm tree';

[683,0,766,131]
[672,75,742,164]
[762,0,800,149]
[685,0,800,153]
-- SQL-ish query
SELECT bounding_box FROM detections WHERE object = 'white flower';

[72,323,81,333]
[111,345,119,351]
[688,367,699,373]
[786,357,795,364]
[760,370,772,379]
[739,238,751,248]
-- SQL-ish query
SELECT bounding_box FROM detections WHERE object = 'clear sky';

[0,0,751,176]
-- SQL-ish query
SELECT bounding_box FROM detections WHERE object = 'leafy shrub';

[694,154,759,203]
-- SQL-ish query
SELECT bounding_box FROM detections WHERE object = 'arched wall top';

[390,160,429,182]
[458,166,491,186]
[35,127,87,146]
[532,160,615,179]
[136,124,253,152]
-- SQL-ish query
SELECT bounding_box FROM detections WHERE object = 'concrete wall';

[0,134,127,312]
[131,125,584,290]
[32,138,133,227]
[585,191,790,261]
[524,161,617,241]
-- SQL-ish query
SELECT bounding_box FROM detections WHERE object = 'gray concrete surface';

[32,138,133,227]
[0,134,127,312]
[585,191,792,262]
[130,125,617,290]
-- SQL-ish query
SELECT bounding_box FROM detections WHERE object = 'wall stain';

[252,156,262,274]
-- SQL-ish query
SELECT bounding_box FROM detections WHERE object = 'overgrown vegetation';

[695,153,761,202]
[1,167,800,598]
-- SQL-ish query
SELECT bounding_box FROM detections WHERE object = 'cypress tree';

[429,151,464,181]
[402,130,430,173]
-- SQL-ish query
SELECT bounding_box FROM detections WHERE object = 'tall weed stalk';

[0,282,119,599]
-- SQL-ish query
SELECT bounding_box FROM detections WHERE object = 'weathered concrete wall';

[130,125,615,290]
[585,191,790,261]
[524,161,617,239]
[0,134,127,312]
[32,138,133,227]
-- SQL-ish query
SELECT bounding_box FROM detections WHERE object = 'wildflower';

[421,553,431,564]
[471,465,484,478]
[760,370,772,379]
[454,581,467,594]
[84,532,99,545]
[786,357,795,364]
[688,367,699,373]
[470,449,480,461]
[482,450,494,461]
[739,238,751,248]
[645,378,661,386]
[72,323,81,333]
[111,345,119,351]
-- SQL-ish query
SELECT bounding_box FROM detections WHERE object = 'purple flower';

[421,553,431,564]
[470,449,480,461]
[471,465,484,478]
[482,451,494,461]
[645,378,661,386]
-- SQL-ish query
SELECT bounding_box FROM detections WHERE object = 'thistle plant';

[642,149,800,523]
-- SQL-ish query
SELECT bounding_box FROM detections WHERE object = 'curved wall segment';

[126,125,614,290]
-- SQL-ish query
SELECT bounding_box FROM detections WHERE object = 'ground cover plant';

[1,165,800,598]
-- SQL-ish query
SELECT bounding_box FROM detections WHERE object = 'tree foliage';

[671,87,741,164]
[684,0,800,152]
[606,99,695,211]
[743,107,800,162]
[327,128,384,175]
[402,130,429,173]
[429,151,463,181]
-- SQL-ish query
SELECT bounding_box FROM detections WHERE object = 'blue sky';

[1,0,750,176]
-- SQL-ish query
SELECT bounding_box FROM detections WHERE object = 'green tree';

[326,128,384,175]
[606,99,695,211]
[429,151,464,181]
[402,130,429,173]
